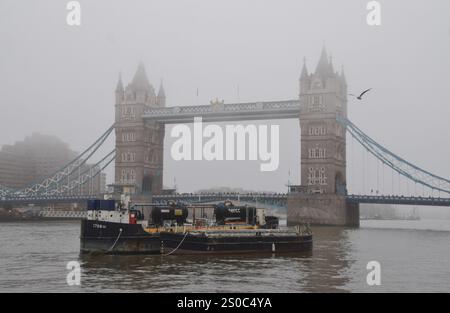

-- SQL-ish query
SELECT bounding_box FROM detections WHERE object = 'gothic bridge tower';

[113,63,165,197]
[288,48,359,226]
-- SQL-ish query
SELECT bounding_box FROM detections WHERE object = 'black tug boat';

[80,199,189,254]
[80,198,312,255]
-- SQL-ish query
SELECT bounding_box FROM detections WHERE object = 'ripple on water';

[0,220,449,292]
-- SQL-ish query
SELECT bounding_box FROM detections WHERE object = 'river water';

[0,219,449,293]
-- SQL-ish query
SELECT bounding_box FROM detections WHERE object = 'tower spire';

[115,72,124,92]
[130,62,151,90]
[115,71,124,104]
[157,78,166,106]
[300,57,309,79]
[158,78,165,98]
[329,53,335,73]
[315,46,333,76]
[340,65,347,90]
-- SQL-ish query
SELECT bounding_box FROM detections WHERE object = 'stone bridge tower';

[113,63,165,197]
[287,48,359,226]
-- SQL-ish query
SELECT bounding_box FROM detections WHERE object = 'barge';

[161,228,312,255]
[80,198,312,255]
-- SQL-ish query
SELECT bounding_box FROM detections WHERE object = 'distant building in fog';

[0,133,106,195]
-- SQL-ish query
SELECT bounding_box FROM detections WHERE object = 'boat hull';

[80,219,160,255]
[160,232,313,255]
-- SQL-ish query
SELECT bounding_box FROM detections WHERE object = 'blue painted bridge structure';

[1,114,450,210]
[6,192,450,209]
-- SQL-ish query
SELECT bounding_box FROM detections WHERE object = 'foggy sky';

[1,0,449,194]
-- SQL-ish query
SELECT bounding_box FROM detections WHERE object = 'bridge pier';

[287,193,359,227]
[286,47,359,227]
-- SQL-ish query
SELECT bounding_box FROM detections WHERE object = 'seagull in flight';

[349,88,372,100]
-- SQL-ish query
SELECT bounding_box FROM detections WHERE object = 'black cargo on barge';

[161,229,312,255]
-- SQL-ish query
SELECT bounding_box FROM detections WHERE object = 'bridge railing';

[143,100,300,117]
[152,193,288,206]
[346,194,450,206]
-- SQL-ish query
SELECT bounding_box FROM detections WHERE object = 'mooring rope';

[108,228,123,252]
[162,231,189,256]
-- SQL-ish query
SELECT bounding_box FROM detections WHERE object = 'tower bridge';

[112,47,352,225]
[2,47,450,227]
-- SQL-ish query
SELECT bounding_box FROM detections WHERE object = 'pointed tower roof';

[340,65,346,83]
[157,79,165,98]
[130,62,151,91]
[314,46,333,77]
[329,53,335,73]
[115,72,124,92]
[300,57,309,80]
[341,65,345,81]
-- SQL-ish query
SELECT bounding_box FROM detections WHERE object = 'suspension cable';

[338,116,450,196]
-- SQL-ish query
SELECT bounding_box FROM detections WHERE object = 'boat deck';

[184,228,311,237]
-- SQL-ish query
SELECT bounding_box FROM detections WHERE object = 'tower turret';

[125,62,157,105]
[157,79,166,107]
[299,57,310,94]
[115,73,124,104]
[314,46,334,77]
[340,65,347,97]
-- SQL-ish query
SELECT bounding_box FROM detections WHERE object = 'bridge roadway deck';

[2,193,450,207]
[142,100,301,123]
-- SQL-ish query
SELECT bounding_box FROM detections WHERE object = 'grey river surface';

[0,219,449,292]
